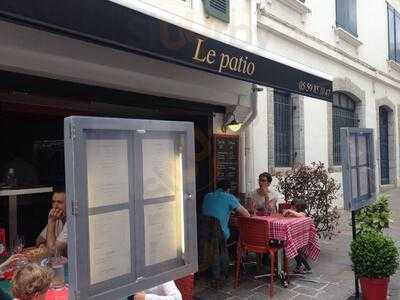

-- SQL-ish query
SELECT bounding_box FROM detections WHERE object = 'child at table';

[11,263,53,300]
[283,199,312,274]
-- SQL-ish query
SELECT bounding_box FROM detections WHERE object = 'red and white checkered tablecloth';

[253,215,320,261]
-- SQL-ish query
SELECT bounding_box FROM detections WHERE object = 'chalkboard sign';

[213,135,240,196]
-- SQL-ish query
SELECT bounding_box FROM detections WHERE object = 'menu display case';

[64,116,197,300]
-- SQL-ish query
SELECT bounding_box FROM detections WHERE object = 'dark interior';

[0,70,224,246]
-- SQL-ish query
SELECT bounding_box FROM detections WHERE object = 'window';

[203,0,230,23]
[274,90,293,167]
[332,93,357,165]
[388,4,400,62]
[336,0,357,36]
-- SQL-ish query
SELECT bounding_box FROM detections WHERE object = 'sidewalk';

[193,188,400,299]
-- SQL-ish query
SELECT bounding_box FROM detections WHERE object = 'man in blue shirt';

[202,180,249,240]
[201,180,249,286]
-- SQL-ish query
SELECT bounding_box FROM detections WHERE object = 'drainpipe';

[241,84,262,196]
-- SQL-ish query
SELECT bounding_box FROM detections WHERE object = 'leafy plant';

[275,162,340,239]
[355,193,391,234]
[350,231,399,278]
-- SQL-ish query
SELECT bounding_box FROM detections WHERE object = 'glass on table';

[11,235,25,255]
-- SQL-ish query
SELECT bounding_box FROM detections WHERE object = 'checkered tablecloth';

[251,215,320,260]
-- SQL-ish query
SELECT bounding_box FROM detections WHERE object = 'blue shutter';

[336,0,357,36]
[388,5,396,61]
[274,90,293,167]
[336,0,347,29]
[396,11,400,61]
[348,0,357,36]
[202,0,230,23]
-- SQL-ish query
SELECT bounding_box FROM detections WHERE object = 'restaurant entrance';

[0,70,222,247]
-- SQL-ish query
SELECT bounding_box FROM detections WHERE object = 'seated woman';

[11,263,53,300]
[133,280,182,300]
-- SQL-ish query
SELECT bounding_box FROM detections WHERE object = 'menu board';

[213,135,240,196]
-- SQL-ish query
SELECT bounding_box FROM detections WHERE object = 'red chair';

[235,217,287,298]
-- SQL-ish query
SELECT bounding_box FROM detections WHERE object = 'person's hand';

[48,208,64,222]
[133,292,146,300]
[260,186,269,196]
[0,254,25,271]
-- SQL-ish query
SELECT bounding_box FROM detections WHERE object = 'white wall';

[304,98,328,166]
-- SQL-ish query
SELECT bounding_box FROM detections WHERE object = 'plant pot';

[359,277,390,300]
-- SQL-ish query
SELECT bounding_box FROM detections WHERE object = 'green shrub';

[275,162,340,239]
[355,193,391,234]
[350,231,399,278]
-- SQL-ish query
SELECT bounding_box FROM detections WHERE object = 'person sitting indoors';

[249,172,283,215]
[201,180,250,286]
[36,186,67,256]
[11,263,53,300]
[283,199,312,274]
[133,281,182,300]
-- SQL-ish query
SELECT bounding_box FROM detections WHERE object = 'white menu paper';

[142,139,175,200]
[144,201,179,266]
[89,210,131,284]
[86,139,129,208]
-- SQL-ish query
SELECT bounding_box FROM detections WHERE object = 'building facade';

[252,0,400,207]
[2,0,395,210]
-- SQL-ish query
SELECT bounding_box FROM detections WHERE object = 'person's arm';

[45,208,66,255]
[0,254,23,271]
[134,281,182,300]
[36,235,46,246]
[236,205,250,217]
[283,209,305,218]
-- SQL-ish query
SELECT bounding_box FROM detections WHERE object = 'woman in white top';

[249,172,283,214]
[133,280,182,300]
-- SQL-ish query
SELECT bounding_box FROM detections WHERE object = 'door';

[379,107,390,185]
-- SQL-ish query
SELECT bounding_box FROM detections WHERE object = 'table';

[231,214,320,260]
[0,187,53,248]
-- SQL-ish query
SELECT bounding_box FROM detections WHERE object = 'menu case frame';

[213,134,240,197]
[64,116,197,300]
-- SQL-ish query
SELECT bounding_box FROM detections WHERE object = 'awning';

[0,0,332,102]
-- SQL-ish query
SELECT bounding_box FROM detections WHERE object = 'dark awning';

[0,0,332,101]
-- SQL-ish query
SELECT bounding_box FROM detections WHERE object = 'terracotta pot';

[359,277,390,300]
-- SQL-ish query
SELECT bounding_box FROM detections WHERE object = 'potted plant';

[350,230,399,300]
[355,193,392,234]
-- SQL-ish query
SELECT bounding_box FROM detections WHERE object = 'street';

[194,188,400,299]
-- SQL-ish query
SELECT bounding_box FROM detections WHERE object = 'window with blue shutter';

[388,4,400,63]
[274,90,293,167]
[203,0,230,23]
[333,93,357,165]
[388,5,396,61]
[336,0,357,36]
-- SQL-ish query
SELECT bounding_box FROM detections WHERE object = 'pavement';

[193,188,400,300]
